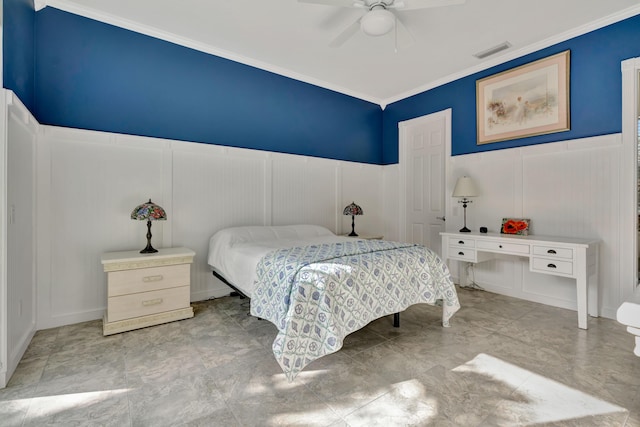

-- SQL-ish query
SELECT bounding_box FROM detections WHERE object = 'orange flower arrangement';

[501,218,530,235]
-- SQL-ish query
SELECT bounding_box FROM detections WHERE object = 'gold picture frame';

[476,50,570,145]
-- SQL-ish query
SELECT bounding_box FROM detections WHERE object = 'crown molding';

[34,0,46,12]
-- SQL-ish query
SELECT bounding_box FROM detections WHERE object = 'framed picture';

[476,50,570,145]
[500,218,530,236]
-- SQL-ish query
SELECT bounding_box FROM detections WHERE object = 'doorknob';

[436,216,445,221]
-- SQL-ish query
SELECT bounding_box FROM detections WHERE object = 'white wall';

[36,126,385,329]
[26,108,634,329]
[444,134,625,319]
[0,90,38,388]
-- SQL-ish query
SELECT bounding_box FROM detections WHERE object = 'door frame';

[622,57,640,299]
[398,108,452,245]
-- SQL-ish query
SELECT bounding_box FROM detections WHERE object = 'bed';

[207,224,460,380]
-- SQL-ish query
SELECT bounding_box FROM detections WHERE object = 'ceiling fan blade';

[298,0,358,8]
[329,18,361,47]
[397,0,465,11]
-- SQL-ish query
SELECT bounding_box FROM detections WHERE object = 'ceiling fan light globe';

[360,9,395,36]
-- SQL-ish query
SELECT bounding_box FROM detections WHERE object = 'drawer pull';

[458,251,465,256]
[547,263,557,269]
[142,298,163,307]
[458,240,465,244]
[547,249,557,254]
[143,275,164,282]
[499,245,503,248]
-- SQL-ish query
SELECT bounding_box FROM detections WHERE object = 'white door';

[399,110,449,257]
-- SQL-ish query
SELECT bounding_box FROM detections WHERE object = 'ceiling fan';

[298,0,466,48]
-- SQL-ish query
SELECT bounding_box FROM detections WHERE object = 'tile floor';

[1,287,639,426]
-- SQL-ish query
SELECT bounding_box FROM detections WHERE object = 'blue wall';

[3,0,35,112]
[382,14,640,164]
[3,4,640,165]
[32,8,382,164]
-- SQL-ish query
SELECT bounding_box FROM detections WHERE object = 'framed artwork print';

[500,218,530,236]
[476,50,570,145]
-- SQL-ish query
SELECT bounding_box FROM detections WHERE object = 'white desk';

[441,232,599,329]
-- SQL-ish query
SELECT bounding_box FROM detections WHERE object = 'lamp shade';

[343,202,363,216]
[131,199,167,221]
[452,176,479,198]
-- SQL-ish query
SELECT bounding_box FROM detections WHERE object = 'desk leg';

[576,246,597,330]
[587,246,599,318]
[576,276,588,330]
[458,261,470,287]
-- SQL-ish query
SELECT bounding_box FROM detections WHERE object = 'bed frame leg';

[393,313,400,328]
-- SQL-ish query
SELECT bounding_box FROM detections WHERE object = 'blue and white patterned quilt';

[250,239,460,381]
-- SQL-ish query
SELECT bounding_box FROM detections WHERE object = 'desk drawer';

[450,238,475,248]
[448,247,476,262]
[108,264,190,297]
[531,258,573,275]
[477,240,530,255]
[107,285,190,322]
[532,245,573,259]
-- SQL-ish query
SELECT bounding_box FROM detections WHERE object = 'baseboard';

[37,284,236,330]
[37,309,105,330]
[467,281,616,321]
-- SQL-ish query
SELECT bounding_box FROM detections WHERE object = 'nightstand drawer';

[532,245,573,259]
[531,258,573,275]
[448,247,476,262]
[108,264,190,297]
[477,240,530,254]
[107,286,190,322]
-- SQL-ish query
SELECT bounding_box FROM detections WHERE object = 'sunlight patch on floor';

[453,353,627,424]
[17,389,130,419]
[343,379,438,426]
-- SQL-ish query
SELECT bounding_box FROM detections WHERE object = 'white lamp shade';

[360,9,395,36]
[452,176,479,198]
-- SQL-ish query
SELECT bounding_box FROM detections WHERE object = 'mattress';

[207,224,351,296]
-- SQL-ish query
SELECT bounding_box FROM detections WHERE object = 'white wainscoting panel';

[272,156,338,230]
[32,125,629,327]
[2,91,38,388]
[382,164,400,242]
[38,128,169,328]
[171,142,270,301]
[36,127,386,328]
[340,163,384,237]
[445,134,625,319]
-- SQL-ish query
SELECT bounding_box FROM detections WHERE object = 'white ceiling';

[39,0,640,107]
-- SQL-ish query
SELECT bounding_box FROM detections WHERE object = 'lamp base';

[459,227,471,233]
[140,246,158,254]
[349,215,358,237]
[140,219,158,253]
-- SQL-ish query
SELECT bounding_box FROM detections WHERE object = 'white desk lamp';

[452,176,479,233]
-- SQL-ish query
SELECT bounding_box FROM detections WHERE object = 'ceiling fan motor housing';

[361,7,396,36]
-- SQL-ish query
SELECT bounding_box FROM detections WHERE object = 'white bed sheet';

[207,225,351,297]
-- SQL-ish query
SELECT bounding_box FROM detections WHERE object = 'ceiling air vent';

[473,42,512,59]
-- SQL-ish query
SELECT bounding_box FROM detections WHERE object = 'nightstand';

[342,234,384,240]
[101,247,195,335]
